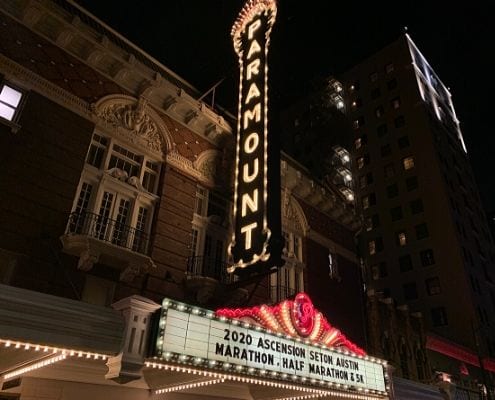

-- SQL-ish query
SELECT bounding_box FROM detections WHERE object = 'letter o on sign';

[244,132,259,154]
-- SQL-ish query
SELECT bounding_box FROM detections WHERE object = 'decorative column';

[105,295,161,383]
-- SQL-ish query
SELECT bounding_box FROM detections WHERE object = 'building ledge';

[60,233,156,282]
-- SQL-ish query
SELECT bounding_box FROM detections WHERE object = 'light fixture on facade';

[154,378,225,394]
[2,353,67,380]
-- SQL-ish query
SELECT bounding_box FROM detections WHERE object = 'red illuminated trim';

[216,292,366,356]
[427,334,495,373]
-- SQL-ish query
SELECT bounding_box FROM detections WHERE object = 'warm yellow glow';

[247,39,262,59]
[243,158,259,182]
[244,132,260,153]
[146,361,388,399]
[245,82,261,104]
[243,103,261,129]
[3,353,67,380]
[155,379,225,394]
[241,222,257,249]
[247,59,261,80]
[241,189,258,216]
[247,18,261,39]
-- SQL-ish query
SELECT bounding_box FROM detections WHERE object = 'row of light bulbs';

[3,354,67,380]
[151,351,386,396]
[1,337,111,382]
[155,378,225,394]
[146,362,387,399]
[0,338,109,361]
[160,300,388,365]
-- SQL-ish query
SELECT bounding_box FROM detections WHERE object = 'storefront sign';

[228,0,281,273]
[154,297,387,394]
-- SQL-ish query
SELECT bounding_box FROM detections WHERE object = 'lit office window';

[0,83,23,122]
[403,156,415,170]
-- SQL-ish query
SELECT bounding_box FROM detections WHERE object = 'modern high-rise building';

[340,33,495,392]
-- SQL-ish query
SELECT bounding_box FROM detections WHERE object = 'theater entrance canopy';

[148,293,389,399]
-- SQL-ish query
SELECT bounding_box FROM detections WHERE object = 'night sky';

[76,1,494,216]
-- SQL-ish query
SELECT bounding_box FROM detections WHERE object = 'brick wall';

[0,91,93,296]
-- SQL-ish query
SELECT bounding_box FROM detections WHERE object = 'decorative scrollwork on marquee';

[216,292,366,356]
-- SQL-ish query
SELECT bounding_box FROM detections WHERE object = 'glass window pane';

[0,103,15,121]
[0,85,22,107]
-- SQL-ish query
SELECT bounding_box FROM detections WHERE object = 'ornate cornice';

[0,53,91,118]
[0,1,233,145]
[92,95,172,156]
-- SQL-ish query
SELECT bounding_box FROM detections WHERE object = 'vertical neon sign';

[228,0,281,274]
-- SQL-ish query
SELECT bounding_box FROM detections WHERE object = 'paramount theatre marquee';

[151,293,388,399]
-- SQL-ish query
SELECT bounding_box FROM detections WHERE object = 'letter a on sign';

[228,0,283,274]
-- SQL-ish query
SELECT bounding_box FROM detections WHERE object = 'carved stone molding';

[282,188,310,236]
[93,95,173,155]
[0,53,91,118]
[194,149,222,183]
[166,150,215,186]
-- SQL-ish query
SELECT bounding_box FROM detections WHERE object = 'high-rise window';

[387,183,399,198]
[371,262,388,280]
[377,123,388,137]
[410,199,424,214]
[391,206,403,221]
[399,255,413,272]
[403,282,418,300]
[406,176,418,191]
[362,193,376,210]
[384,163,396,178]
[353,116,365,129]
[420,249,435,266]
[375,105,385,118]
[369,237,383,255]
[431,307,448,327]
[403,156,415,170]
[398,136,410,149]
[365,214,380,231]
[391,97,401,109]
[371,88,381,99]
[397,231,407,247]
[387,78,398,90]
[381,144,392,157]
[426,277,441,295]
[0,82,23,122]
[394,115,406,128]
[415,223,429,240]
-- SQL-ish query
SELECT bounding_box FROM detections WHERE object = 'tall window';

[270,230,304,302]
[0,83,23,122]
[189,186,230,281]
[69,132,161,254]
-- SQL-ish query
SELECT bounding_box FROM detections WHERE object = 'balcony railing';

[186,256,233,284]
[66,212,150,255]
[270,285,296,303]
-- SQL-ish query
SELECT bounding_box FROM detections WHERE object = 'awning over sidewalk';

[392,377,444,400]
[0,283,124,389]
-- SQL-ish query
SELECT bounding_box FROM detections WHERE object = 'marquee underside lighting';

[0,337,110,381]
[153,297,387,396]
[145,361,387,400]
[2,353,67,380]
